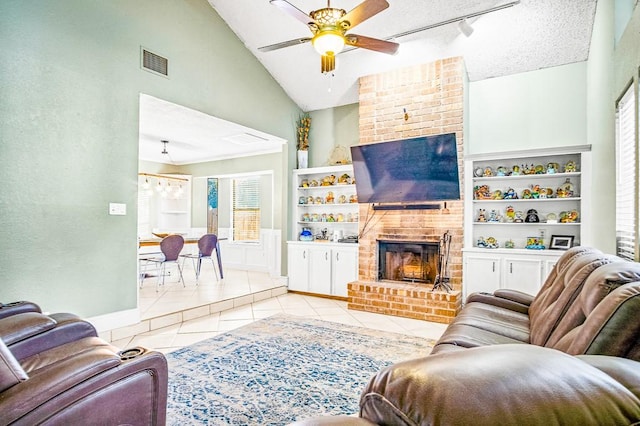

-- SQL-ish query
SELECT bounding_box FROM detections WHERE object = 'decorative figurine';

[530,184,541,199]
[488,210,500,222]
[556,178,575,198]
[477,237,488,248]
[327,213,335,222]
[505,239,515,249]
[511,165,521,176]
[301,179,309,187]
[307,195,314,204]
[349,194,358,203]
[514,211,525,223]
[505,205,516,222]
[526,237,545,250]
[336,213,344,222]
[546,212,558,223]
[474,185,492,200]
[321,213,327,222]
[299,196,307,205]
[547,162,559,174]
[486,237,499,249]
[522,188,532,199]
[492,190,503,200]
[474,167,484,177]
[483,167,494,177]
[338,194,347,204]
[299,228,313,241]
[477,208,487,222]
[503,188,518,199]
[315,196,324,204]
[325,191,335,204]
[310,179,319,187]
[496,166,507,176]
[564,161,577,173]
[301,213,310,222]
[525,208,540,223]
[338,173,351,184]
[560,210,579,223]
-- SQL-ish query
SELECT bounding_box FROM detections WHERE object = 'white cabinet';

[463,145,591,299]
[501,256,543,295]
[287,242,358,297]
[463,254,501,294]
[308,246,332,294]
[332,247,358,297]
[463,249,560,299]
[292,165,359,242]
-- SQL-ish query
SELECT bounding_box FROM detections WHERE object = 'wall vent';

[141,47,168,77]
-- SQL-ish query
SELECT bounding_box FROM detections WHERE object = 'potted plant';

[296,112,310,168]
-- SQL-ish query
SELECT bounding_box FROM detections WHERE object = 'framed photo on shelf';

[550,235,574,250]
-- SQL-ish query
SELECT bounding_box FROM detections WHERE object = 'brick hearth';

[349,57,465,324]
[348,281,461,324]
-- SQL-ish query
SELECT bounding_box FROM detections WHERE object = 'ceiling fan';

[258,0,399,73]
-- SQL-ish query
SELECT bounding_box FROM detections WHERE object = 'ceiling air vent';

[141,47,168,77]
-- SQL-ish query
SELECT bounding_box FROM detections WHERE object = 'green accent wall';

[0,0,299,317]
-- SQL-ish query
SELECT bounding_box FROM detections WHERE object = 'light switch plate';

[109,203,127,215]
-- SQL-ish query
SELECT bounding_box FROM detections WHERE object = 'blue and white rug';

[166,314,434,425]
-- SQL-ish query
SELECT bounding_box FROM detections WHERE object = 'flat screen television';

[350,133,460,204]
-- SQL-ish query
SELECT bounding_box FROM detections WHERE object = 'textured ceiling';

[209,0,598,111]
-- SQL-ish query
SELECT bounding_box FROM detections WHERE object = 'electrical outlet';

[539,229,546,239]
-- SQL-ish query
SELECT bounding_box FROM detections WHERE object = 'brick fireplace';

[347,58,464,324]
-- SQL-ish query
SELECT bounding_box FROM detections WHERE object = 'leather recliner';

[0,333,168,425]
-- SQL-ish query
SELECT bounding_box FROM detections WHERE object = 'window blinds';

[615,84,637,261]
[232,176,261,242]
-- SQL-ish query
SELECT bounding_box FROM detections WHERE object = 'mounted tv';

[350,133,460,204]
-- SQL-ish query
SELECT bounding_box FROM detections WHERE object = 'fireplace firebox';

[377,240,439,284]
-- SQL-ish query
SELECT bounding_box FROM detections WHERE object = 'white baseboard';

[87,308,141,333]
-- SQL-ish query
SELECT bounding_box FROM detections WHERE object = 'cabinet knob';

[336,252,340,261]
[492,261,495,273]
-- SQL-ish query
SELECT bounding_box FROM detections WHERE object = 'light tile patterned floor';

[127,264,448,354]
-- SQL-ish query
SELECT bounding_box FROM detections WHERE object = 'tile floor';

[126,261,448,354]
[114,293,449,354]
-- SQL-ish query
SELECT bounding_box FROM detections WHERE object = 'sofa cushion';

[553,281,640,360]
[0,339,27,393]
[528,253,621,346]
[360,345,640,426]
[0,312,57,346]
[442,302,530,342]
[545,261,640,349]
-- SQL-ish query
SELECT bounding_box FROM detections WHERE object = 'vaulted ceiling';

[209,0,598,112]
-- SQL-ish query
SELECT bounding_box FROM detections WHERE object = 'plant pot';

[297,150,308,169]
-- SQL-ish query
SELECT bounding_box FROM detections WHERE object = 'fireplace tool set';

[433,231,453,292]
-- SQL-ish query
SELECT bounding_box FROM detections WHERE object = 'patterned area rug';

[166,314,434,425]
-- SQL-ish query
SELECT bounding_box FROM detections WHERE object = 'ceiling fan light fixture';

[312,31,345,56]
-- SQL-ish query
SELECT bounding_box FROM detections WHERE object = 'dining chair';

[180,234,224,282]
[140,234,186,291]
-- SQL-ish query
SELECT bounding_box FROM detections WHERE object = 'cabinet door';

[332,247,358,297]
[503,257,543,296]
[287,246,309,292]
[463,254,501,298]
[308,246,332,295]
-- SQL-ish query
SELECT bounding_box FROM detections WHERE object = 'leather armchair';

[291,345,640,426]
[0,335,168,425]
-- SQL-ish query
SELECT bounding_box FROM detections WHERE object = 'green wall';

[0,0,299,317]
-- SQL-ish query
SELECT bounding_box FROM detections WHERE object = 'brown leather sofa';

[291,247,640,425]
[0,304,168,425]
[292,345,640,425]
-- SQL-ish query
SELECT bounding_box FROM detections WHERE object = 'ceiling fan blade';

[258,37,312,52]
[270,0,316,27]
[340,0,389,30]
[345,34,399,55]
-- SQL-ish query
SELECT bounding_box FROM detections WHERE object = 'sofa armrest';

[360,345,640,426]
[0,302,41,320]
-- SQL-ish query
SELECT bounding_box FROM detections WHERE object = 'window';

[615,84,637,261]
[232,176,261,242]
